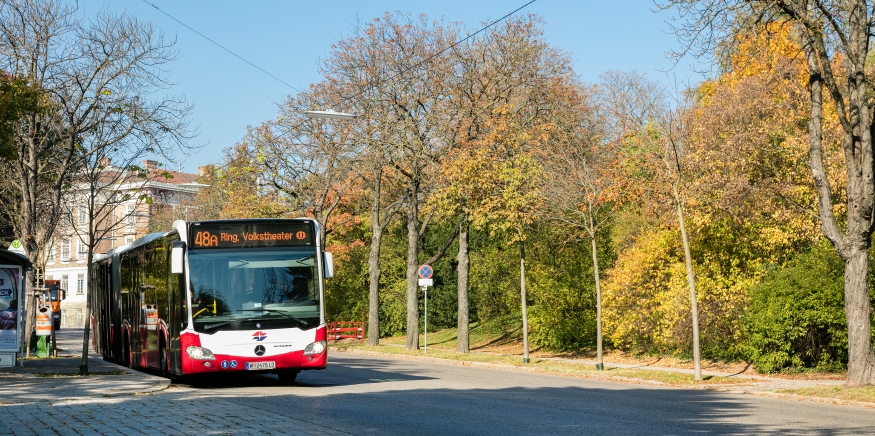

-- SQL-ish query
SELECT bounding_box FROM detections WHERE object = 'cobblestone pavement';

[1,393,353,436]
[0,329,860,435]
[0,329,351,436]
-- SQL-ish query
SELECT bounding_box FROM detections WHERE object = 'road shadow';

[172,356,435,390]
[200,382,875,435]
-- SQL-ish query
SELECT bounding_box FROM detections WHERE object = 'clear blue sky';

[77,0,701,173]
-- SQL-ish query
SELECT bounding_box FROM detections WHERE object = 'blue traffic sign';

[418,264,433,279]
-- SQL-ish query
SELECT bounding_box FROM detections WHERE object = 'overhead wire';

[334,0,537,107]
[141,0,299,91]
[139,1,538,107]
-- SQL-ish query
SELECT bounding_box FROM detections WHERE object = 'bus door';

[95,259,113,356]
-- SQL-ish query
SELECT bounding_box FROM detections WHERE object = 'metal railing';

[327,321,364,342]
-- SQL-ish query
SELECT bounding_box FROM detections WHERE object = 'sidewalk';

[0,328,169,403]
[0,329,350,436]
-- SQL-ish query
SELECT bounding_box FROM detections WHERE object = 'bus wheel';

[160,343,170,379]
[277,371,299,383]
[122,335,132,368]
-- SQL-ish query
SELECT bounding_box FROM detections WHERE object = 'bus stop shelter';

[0,249,30,367]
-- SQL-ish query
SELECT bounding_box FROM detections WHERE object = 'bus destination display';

[190,222,314,248]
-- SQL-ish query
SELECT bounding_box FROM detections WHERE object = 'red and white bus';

[89,218,332,381]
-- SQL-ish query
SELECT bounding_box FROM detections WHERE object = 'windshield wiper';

[203,321,234,331]
[235,308,308,326]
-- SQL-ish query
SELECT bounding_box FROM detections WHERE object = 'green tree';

[321,13,458,350]
[743,241,852,373]
[540,83,615,368]
[660,0,875,386]
[0,0,194,372]
[0,74,42,161]
[442,106,548,361]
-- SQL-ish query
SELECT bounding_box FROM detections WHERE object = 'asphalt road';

[165,352,875,435]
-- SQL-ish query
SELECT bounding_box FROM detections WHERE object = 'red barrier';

[328,321,364,342]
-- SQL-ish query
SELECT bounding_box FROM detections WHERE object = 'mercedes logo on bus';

[254,345,266,356]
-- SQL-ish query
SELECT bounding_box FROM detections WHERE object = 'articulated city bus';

[89,219,332,381]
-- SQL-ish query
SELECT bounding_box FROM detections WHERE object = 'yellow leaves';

[207,143,286,219]
[683,21,828,249]
[602,228,686,352]
[699,23,807,105]
[429,104,549,240]
[603,216,777,355]
[730,22,802,79]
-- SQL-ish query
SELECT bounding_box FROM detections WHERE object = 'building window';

[62,211,73,228]
[76,236,88,260]
[78,206,88,225]
[61,239,71,261]
[77,274,84,295]
[61,275,68,295]
[125,235,136,245]
[126,204,136,227]
[46,242,55,264]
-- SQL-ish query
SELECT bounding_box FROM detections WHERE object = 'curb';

[0,353,171,402]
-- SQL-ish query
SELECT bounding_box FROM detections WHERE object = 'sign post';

[417,265,433,353]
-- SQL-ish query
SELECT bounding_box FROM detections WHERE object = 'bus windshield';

[188,248,320,332]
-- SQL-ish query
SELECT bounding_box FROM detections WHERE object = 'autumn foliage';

[194,18,868,373]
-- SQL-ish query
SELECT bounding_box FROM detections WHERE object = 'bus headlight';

[186,345,216,360]
[303,340,326,355]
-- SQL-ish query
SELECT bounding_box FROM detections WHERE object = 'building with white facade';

[44,160,208,328]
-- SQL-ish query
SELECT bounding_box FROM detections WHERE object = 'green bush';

[742,241,849,373]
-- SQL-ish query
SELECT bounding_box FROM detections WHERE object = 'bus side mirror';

[171,241,185,274]
[323,252,334,279]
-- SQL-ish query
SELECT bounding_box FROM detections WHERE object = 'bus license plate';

[246,361,276,370]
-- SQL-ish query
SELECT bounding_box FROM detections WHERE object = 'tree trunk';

[456,219,470,353]
[80,257,94,375]
[843,247,875,385]
[367,169,385,346]
[80,195,98,375]
[370,232,389,347]
[799,35,875,386]
[405,183,420,351]
[21,143,38,357]
[673,184,701,380]
[22,270,34,359]
[591,236,603,370]
[519,237,529,363]
[367,223,383,346]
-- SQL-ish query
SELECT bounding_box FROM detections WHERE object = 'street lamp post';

[302,109,358,120]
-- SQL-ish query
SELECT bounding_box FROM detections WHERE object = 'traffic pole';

[423,286,428,354]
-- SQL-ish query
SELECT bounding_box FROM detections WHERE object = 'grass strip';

[334,343,751,386]
[778,385,875,403]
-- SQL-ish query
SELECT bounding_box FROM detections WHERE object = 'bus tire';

[122,334,132,368]
[277,371,299,383]
[160,342,170,379]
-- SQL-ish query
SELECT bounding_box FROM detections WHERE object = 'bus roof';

[99,218,322,261]
[104,231,173,257]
